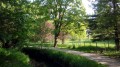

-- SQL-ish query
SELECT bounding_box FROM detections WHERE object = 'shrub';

[0,48,31,67]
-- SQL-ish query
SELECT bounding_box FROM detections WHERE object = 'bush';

[0,48,31,67]
[23,47,106,67]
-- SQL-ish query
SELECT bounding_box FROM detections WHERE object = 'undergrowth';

[0,48,31,67]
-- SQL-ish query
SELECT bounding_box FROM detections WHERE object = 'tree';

[58,31,68,44]
[33,21,54,43]
[46,0,85,47]
[0,0,86,48]
[28,0,54,43]
[0,0,36,48]
[91,0,120,50]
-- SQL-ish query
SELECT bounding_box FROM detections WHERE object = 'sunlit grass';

[28,39,115,48]
[57,39,115,48]
[28,39,120,58]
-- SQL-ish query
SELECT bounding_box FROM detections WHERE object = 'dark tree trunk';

[113,0,120,51]
[53,27,61,47]
[114,26,119,51]
[54,35,58,47]
[53,21,61,47]
[61,34,65,44]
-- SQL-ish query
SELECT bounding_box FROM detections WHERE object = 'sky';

[82,0,94,15]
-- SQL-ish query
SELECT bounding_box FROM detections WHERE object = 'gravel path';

[45,47,120,67]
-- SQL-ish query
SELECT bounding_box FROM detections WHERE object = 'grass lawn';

[28,40,120,59]
[57,42,120,59]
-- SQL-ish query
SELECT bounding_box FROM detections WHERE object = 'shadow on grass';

[69,46,120,58]
[70,46,115,53]
[29,43,53,47]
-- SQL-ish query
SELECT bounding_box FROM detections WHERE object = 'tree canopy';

[0,0,36,48]
[89,0,120,50]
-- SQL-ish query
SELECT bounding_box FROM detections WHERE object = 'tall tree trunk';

[61,34,65,44]
[54,35,58,47]
[53,27,61,47]
[113,0,120,51]
[114,26,119,51]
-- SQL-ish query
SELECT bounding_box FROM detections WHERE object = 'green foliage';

[27,0,53,43]
[91,0,120,50]
[0,0,87,47]
[90,0,114,40]
[0,48,31,67]
[0,0,37,48]
[90,0,120,39]
[23,47,106,67]
[43,0,86,46]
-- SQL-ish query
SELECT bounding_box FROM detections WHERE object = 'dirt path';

[44,47,120,67]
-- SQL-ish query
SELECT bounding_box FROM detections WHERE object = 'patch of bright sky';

[82,0,95,15]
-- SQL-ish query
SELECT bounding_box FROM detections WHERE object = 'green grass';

[28,40,115,48]
[57,40,120,58]
[63,45,120,58]
[28,40,120,58]
[57,41,115,48]
[0,48,31,67]
[23,47,106,67]
[103,51,120,58]
[71,46,113,52]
